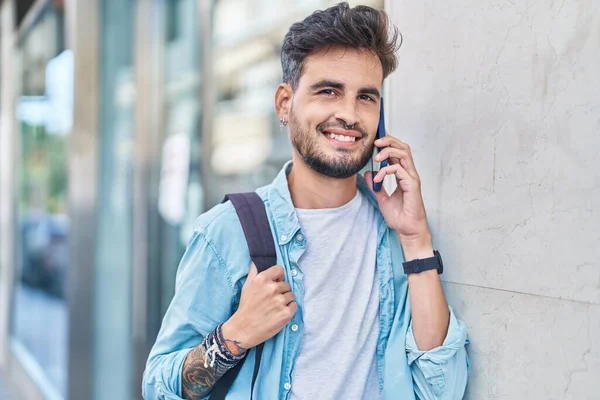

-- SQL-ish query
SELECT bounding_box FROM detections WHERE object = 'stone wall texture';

[386,1,600,398]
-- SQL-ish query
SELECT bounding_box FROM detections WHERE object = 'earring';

[280,119,288,129]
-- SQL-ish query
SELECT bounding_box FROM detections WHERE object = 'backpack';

[210,192,277,400]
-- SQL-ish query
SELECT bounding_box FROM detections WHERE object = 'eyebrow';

[309,79,381,99]
[359,87,381,98]
[309,80,345,92]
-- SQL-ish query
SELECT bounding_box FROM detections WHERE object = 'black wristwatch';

[402,250,444,275]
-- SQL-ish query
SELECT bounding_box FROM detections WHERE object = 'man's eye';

[319,89,336,96]
[359,95,375,102]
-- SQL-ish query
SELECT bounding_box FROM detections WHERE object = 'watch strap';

[402,250,443,275]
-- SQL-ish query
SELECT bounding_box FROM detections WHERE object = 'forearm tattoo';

[182,324,247,399]
[182,344,229,399]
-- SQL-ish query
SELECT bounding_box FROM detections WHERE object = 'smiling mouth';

[324,132,358,143]
[320,125,364,146]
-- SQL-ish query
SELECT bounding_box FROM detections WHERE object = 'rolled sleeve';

[142,231,236,400]
[143,348,190,399]
[406,306,470,400]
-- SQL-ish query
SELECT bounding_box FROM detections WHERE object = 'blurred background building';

[1,1,599,400]
[0,0,383,399]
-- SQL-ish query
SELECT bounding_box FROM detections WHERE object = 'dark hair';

[281,2,402,89]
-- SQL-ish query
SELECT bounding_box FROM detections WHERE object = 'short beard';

[288,109,374,179]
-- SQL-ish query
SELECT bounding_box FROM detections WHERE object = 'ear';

[275,83,293,123]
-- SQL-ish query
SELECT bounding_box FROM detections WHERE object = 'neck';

[287,153,358,209]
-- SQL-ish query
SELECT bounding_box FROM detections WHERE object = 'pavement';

[0,371,19,400]
[13,283,67,397]
[0,282,67,400]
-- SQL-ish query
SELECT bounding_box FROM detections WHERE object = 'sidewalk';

[0,371,19,400]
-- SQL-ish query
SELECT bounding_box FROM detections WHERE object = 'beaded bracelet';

[201,323,246,369]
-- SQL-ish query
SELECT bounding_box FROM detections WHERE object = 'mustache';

[317,121,367,139]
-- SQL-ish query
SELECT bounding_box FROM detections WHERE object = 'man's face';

[287,46,383,179]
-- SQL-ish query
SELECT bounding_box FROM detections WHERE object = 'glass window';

[157,0,203,315]
[12,2,70,397]
[94,0,135,398]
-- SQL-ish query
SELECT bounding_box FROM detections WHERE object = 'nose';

[334,97,359,129]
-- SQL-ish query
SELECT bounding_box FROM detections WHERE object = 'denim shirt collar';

[266,160,381,246]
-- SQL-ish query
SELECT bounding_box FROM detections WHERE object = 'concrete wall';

[386,1,600,399]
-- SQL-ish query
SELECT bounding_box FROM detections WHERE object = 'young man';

[143,3,469,400]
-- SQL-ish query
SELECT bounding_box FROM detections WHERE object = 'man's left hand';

[364,134,433,257]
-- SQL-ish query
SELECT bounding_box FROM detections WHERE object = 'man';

[143,3,469,400]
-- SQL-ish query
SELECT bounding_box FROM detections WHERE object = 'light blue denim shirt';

[143,162,470,400]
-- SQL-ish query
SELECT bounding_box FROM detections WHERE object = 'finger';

[261,265,285,281]
[374,163,413,184]
[375,147,418,179]
[246,263,258,282]
[281,291,296,306]
[375,135,411,152]
[363,170,390,202]
[375,147,411,166]
[374,136,419,179]
[286,301,298,316]
[276,281,292,294]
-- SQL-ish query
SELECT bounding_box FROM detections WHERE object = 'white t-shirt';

[290,191,380,400]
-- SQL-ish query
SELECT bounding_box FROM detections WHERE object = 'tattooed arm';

[142,231,241,400]
[143,230,295,400]
[181,261,298,399]
[181,345,227,399]
[182,330,248,399]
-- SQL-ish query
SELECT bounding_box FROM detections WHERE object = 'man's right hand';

[221,263,297,355]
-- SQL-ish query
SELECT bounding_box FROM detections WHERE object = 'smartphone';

[372,97,388,192]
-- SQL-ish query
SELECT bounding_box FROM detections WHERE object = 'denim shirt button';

[284,382,292,390]
[291,324,299,332]
[295,234,304,242]
[290,268,298,277]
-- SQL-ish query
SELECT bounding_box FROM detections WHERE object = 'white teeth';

[327,133,356,142]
